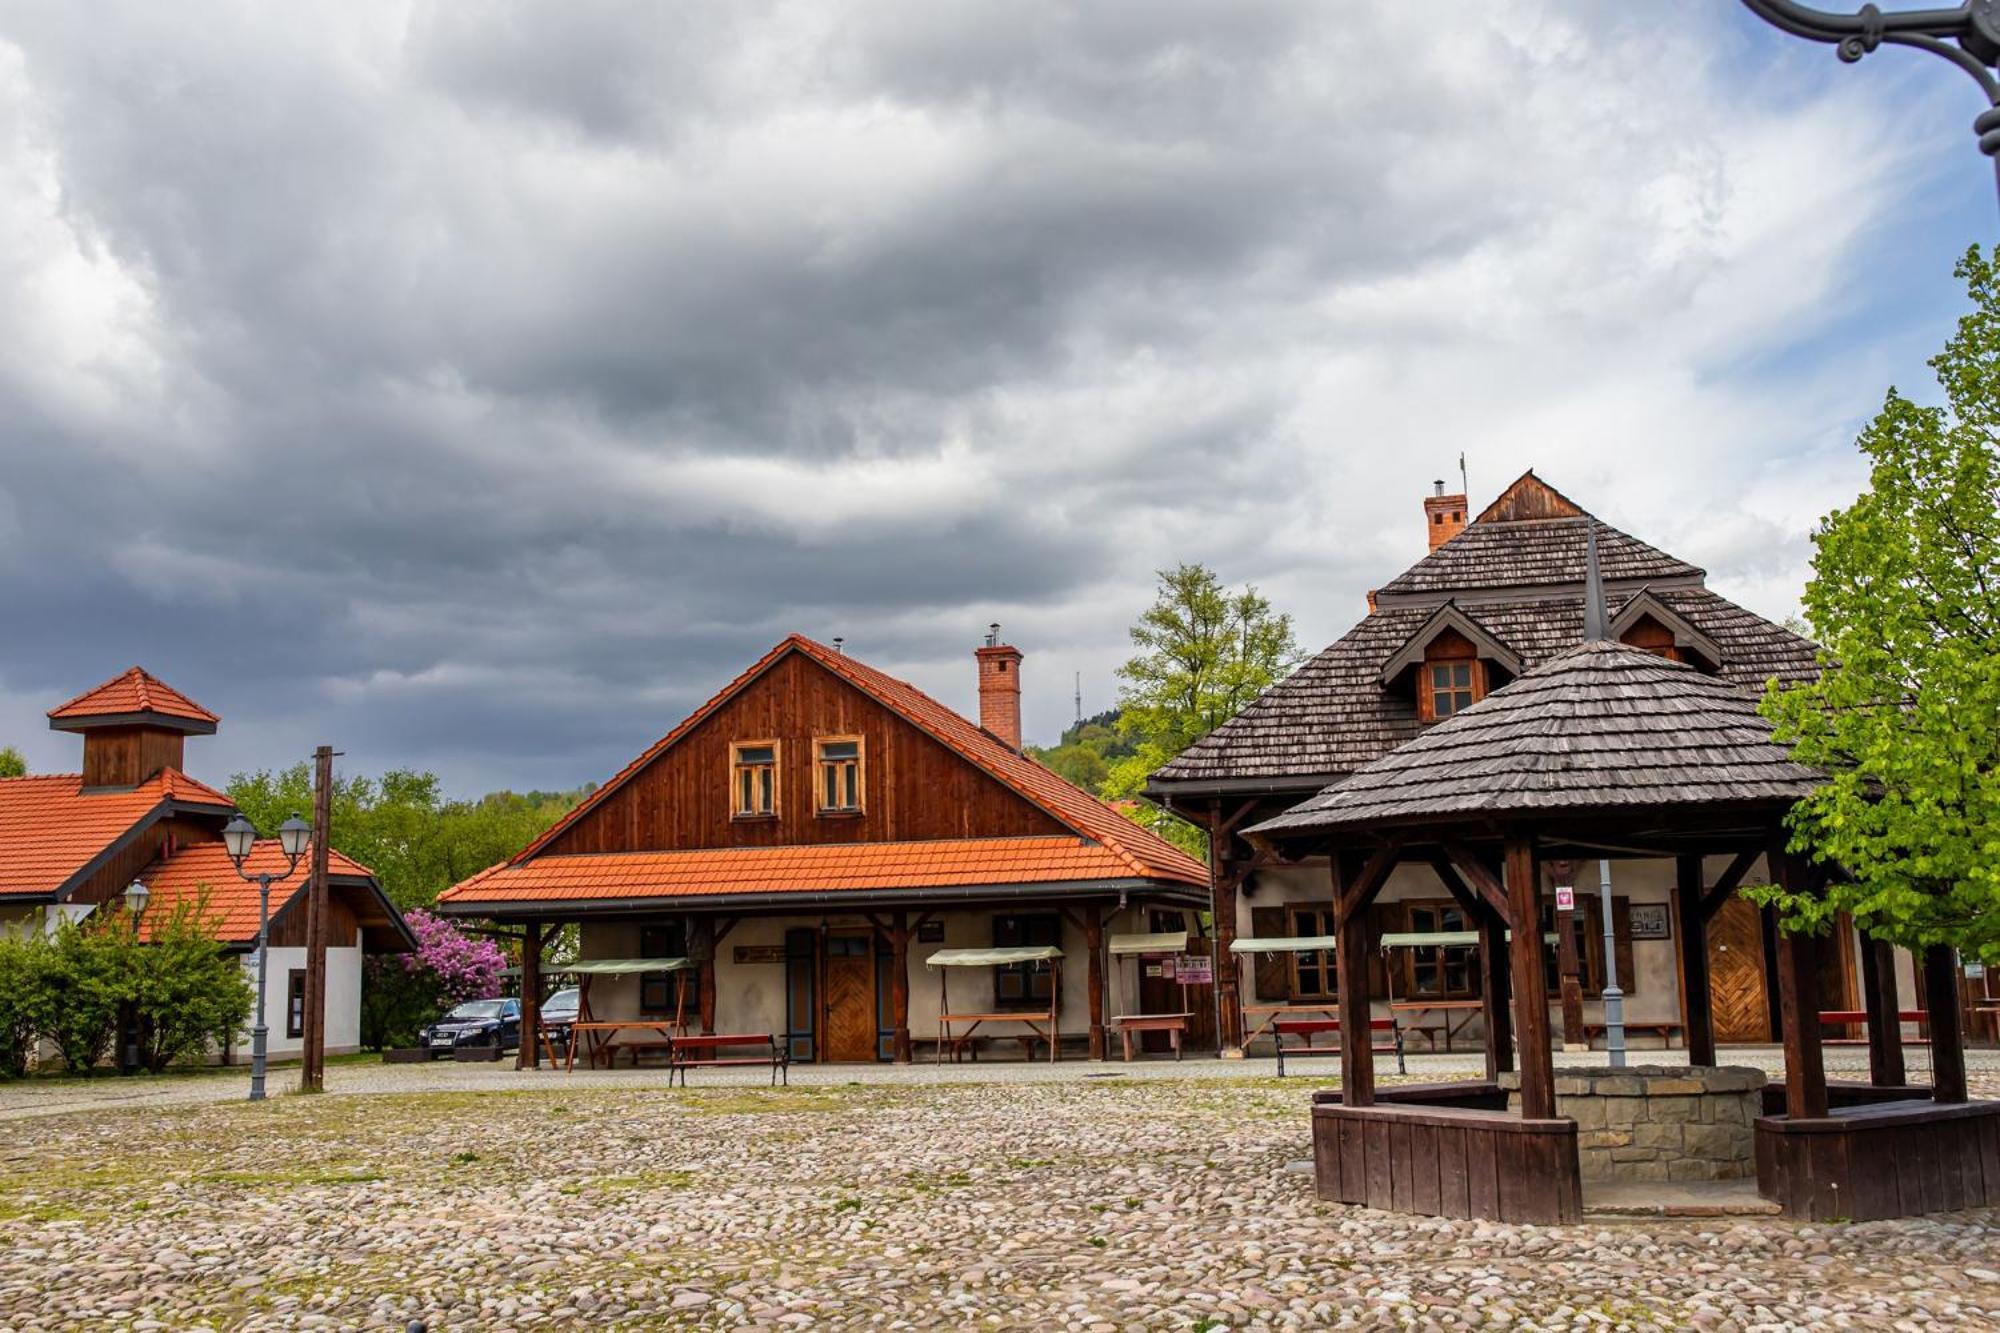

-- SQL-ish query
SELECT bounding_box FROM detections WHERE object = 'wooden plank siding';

[1755,1101,2000,1221]
[1312,1100,1581,1225]
[542,652,1069,856]
[69,817,220,910]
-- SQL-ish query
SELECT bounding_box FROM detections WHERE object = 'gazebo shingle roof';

[1244,640,1823,838]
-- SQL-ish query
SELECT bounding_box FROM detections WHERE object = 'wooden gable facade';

[540,648,1069,857]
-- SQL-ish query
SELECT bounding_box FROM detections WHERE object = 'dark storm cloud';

[0,2,1950,790]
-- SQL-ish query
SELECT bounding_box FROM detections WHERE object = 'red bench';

[1274,1017,1403,1078]
[668,1033,789,1086]
[1819,1009,1932,1046]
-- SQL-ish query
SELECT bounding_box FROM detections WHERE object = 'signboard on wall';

[917,920,945,943]
[1554,886,1576,912]
[1628,903,1671,941]
[1174,954,1214,985]
[734,945,786,965]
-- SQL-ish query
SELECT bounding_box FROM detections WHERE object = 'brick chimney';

[975,624,1023,751]
[1424,479,1468,550]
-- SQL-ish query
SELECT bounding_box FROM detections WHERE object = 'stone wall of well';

[1502,1065,1766,1182]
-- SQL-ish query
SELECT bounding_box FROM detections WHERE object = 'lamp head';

[221,815,257,866]
[123,879,150,920]
[277,814,312,863]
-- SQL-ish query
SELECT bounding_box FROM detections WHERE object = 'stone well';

[1500,1065,1767,1182]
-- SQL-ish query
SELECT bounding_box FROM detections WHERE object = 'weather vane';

[1740,1,2000,209]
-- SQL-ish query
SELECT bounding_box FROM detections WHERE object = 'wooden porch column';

[1554,881,1587,1050]
[890,910,912,1064]
[1084,903,1106,1061]
[1212,844,1248,1052]
[517,920,542,1071]
[1504,834,1555,1120]
[1860,936,1905,1088]
[1922,945,1969,1104]
[1770,841,1827,1119]
[1674,855,1716,1067]
[1480,904,1513,1081]
[1333,854,1377,1108]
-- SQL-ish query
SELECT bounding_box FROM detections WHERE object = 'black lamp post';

[118,879,150,1074]
[1740,1,2000,209]
[222,813,312,1101]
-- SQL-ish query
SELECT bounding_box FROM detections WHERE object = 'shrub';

[361,909,506,1050]
[28,915,132,1075]
[0,934,43,1078]
[131,893,253,1072]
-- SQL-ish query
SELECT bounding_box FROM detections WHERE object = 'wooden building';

[1146,471,1924,1053]
[438,635,1211,1063]
[0,668,410,1060]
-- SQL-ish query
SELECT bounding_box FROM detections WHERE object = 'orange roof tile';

[510,635,1207,890]
[0,770,236,899]
[48,667,219,728]
[441,836,1185,908]
[135,840,376,943]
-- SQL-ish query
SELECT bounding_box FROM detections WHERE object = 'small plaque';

[917,920,945,943]
[1555,885,1576,913]
[733,945,786,965]
[1174,954,1214,985]
[1628,903,1671,941]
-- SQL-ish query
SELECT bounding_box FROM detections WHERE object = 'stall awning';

[535,956,695,975]
[925,945,1064,967]
[1229,936,1338,954]
[1108,931,1187,956]
[1377,932,1555,949]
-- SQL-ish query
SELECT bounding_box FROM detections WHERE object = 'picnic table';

[565,1020,683,1071]
[1389,999,1483,1052]
[935,1010,1060,1063]
[1111,1011,1192,1061]
[669,1032,788,1086]
[1273,1016,1403,1078]
[929,944,1063,1064]
[1242,1003,1341,1047]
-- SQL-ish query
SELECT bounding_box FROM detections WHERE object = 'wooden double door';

[820,932,879,1062]
[1706,895,1856,1044]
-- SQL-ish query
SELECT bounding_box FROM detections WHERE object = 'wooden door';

[821,933,877,1062]
[1708,896,1771,1043]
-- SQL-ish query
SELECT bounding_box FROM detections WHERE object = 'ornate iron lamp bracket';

[1742,0,2000,205]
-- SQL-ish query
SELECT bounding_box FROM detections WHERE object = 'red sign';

[1555,885,1576,912]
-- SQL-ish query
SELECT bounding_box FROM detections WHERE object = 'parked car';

[420,998,521,1056]
[540,987,581,1054]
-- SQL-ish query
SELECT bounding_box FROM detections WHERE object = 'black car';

[420,998,521,1056]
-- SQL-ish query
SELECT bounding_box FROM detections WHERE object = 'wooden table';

[936,1010,1059,1063]
[1112,1012,1192,1061]
[1390,999,1483,1052]
[564,1020,683,1071]
[669,1033,787,1086]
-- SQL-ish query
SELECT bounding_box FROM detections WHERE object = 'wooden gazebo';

[1247,639,1997,1223]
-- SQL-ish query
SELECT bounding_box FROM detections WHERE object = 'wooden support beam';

[1923,944,1969,1104]
[517,917,542,1071]
[1480,905,1513,1081]
[1085,903,1106,1061]
[1770,839,1827,1119]
[1674,856,1717,1067]
[1554,871,1587,1050]
[1860,935,1905,1089]
[1438,839,1511,926]
[1504,834,1555,1120]
[1211,846,1251,1052]
[890,909,912,1064]
[1332,854,1378,1107]
[1699,850,1762,921]
[1336,842,1401,922]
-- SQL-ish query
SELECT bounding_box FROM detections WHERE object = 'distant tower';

[1074,672,1083,726]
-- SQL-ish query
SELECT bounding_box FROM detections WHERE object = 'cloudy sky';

[0,2,1993,794]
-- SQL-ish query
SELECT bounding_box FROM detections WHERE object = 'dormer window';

[816,737,862,814]
[731,742,779,817]
[1426,658,1484,720]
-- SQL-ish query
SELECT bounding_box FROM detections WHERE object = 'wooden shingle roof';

[1245,641,1823,839]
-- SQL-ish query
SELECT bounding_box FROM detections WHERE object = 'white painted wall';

[230,943,365,1059]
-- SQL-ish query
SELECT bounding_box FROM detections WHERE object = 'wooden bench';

[1818,1009,1931,1046]
[1581,1021,1685,1048]
[1274,1017,1402,1078]
[936,1010,1059,1064]
[669,1033,788,1086]
[1112,1012,1191,1062]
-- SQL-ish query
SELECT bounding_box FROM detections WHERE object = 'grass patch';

[196,1167,385,1187]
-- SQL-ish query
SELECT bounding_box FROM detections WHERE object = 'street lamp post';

[119,879,150,1075]
[221,813,313,1102]
[1741,1,2000,209]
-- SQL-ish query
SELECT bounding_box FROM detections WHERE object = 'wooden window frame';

[729,740,781,820]
[286,968,307,1039]
[1394,899,1481,999]
[1420,656,1486,722]
[813,735,865,816]
[639,924,690,1016]
[992,913,1060,1010]
[1286,905,1338,1000]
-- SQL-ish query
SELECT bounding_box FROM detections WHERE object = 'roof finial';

[1582,521,1608,641]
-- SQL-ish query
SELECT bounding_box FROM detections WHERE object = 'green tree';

[1038,743,1110,791]
[0,746,25,778]
[26,915,132,1074]
[0,934,42,1077]
[1759,246,2000,962]
[1106,564,1302,854]
[227,767,587,909]
[131,894,254,1071]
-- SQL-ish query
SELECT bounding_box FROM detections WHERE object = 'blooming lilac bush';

[361,909,507,1048]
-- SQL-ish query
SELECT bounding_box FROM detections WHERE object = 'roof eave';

[436,875,1209,920]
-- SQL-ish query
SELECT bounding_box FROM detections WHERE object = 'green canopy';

[1108,931,1188,956]
[1378,932,1556,949]
[926,945,1063,968]
[1229,936,1338,954]
[543,957,694,975]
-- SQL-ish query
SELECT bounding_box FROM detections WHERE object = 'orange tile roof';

[442,836,1187,907]
[0,770,236,898]
[135,840,376,943]
[48,667,219,726]
[509,635,1206,890]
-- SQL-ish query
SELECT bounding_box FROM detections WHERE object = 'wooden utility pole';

[300,744,334,1093]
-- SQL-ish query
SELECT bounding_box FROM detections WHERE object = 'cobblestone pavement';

[1,1071,1997,1329]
